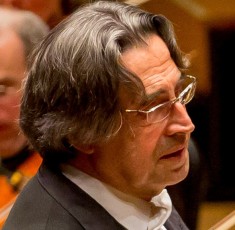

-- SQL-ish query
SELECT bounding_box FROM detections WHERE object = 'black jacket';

[3,161,189,230]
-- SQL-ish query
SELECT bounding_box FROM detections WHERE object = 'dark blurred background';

[132,0,235,202]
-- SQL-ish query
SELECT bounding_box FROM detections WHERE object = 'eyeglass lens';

[147,75,196,123]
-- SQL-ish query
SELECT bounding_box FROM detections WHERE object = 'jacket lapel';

[38,162,127,230]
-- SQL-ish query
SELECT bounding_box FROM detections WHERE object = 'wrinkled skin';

[71,34,195,201]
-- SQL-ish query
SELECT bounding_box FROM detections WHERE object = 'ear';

[72,144,94,154]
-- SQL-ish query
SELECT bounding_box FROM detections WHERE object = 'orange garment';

[0,151,42,228]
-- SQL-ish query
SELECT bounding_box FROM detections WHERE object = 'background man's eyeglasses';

[125,75,196,124]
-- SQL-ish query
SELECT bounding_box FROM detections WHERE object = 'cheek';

[118,124,163,174]
[8,95,21,106]
[130,124,163,153]
[1,94,21,119]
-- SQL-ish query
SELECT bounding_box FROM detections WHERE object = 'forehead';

[121,35,170,72]
[0,29,26,82]
[0,28,25,63]
[0,28,24,50]
[120,34,180,105]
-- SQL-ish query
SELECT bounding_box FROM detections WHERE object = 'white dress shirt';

[62,164,172,230]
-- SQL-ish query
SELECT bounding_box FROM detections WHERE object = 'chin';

[169,162,190,186]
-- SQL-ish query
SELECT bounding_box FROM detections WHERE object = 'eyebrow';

[0,76,18,85]
[138,89,168,107]
[138,73,184,107]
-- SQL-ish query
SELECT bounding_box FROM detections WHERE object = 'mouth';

[158,146,188,168]
[160,149,183,160]
[159,148,188,170]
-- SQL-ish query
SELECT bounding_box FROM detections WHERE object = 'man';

[0,7,48,227]
[0,1,205,227]
[3,1,196,229]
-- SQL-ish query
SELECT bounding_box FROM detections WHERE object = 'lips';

[160,149,183,160]
[159,147,189,171]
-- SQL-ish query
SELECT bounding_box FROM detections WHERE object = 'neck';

[0,135,27,160]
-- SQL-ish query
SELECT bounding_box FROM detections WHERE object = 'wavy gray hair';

[20,1,190,163]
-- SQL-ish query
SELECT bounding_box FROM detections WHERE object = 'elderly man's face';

[80,34,195,200]
[0,29,27,158]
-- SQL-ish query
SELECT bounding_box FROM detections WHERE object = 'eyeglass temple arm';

[178,82,194,99]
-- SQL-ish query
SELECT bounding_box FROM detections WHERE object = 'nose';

[165,101,195,135]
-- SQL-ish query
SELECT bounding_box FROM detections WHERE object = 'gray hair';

[20,1,189,163]
[0,7,49,62]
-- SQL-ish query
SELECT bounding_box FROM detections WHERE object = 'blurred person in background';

[0,7,49,227]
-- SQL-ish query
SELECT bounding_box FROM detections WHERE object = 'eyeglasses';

[125,75,196,124]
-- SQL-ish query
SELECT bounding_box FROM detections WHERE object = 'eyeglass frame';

[124,74,196,124]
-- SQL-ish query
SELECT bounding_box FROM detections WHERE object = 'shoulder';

[3,175,83,230]
[164,205,189,230]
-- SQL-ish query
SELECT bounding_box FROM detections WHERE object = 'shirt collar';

[62,164,172,230]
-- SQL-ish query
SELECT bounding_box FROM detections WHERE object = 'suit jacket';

[3,161,189,230]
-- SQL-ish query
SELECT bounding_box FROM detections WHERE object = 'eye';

[141,91,170,109]
[0,84,7,95]
[0,83,18,96]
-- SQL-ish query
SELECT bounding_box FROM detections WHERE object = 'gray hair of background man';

[0,7,49,64]
[20,0,190,163]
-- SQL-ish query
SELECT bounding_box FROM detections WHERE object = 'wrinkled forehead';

[119,34,180,107]
[121,35,170,70]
